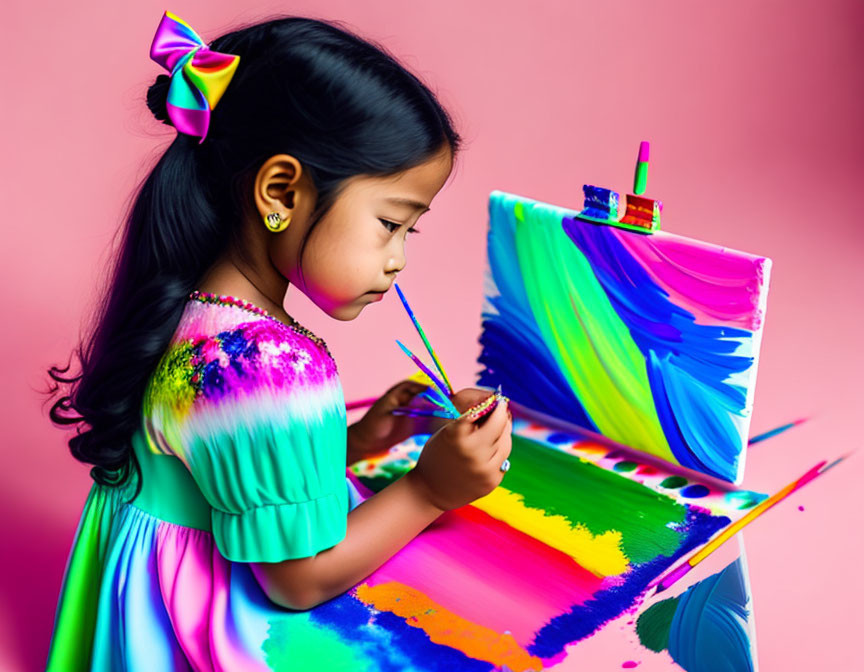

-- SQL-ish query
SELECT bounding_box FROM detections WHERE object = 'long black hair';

[45,14,462,492]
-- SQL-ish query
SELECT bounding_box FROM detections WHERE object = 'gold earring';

[264,211,291,232]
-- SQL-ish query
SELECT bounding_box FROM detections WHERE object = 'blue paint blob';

[546,432,580,444]
[680,484,710,498]
[304,590,497,671]
[667,556,755,672]
[636,556,755,672]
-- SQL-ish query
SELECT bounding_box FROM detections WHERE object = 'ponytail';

[47,133,231,491]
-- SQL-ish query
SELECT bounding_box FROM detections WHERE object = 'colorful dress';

[46,291,366,671]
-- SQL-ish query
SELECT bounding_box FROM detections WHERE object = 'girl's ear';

[253,153,314,224]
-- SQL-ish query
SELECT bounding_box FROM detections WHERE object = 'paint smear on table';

[636,554,756,672]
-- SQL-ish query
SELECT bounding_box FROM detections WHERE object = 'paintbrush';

[394,339,461,418]
[389,284,508,425]
[649,453,851,596]
[392,387,508,424]
[393,282,453,394]
[395,340,452,404]
[391,407,455,419]
[346,397,380,411]
[747,417,808,445]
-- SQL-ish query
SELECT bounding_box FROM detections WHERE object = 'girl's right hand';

[407,387,513,512]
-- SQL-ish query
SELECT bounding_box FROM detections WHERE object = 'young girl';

[45,10,512,670]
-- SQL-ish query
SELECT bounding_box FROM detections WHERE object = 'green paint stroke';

[613,461,639,473]
[511,198,676,464]
[660,476,688,489]
[264,611,375,672]
[636,596,680,652]
[505,435,689,564]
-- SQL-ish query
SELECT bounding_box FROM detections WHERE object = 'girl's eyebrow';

[385,197,431,214]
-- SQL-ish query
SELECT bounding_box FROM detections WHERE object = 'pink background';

[3,1,862,669]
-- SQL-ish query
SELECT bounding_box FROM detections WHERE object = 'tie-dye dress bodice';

[46,292,365,671]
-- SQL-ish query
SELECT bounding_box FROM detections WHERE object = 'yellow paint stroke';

[471,487,630,577]
[355,582,544,672]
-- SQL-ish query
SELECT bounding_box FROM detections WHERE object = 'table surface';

[348,403,859,672]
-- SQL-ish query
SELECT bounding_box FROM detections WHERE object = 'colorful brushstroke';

[327,422,746,669]
[637,552,756,671]
[478,190,772,482]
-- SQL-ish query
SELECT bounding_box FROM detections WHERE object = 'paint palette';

[511,419,768,515]
[477,190,772,483]
[329,422,768,671]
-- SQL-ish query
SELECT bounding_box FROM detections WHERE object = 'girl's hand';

[347,379,435,464]
[407,387,513,512]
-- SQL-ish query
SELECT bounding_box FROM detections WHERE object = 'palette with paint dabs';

[333,143,835,671]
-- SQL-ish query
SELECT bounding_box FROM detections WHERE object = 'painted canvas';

[477,190,772,483]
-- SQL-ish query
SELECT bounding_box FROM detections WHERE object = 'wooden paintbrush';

[649,453,851,596]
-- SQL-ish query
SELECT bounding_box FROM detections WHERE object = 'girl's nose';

[386,248,407,275]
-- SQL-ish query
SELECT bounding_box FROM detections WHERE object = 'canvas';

[477,190,772,484]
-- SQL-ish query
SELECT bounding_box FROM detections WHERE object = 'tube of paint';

[634,141,649,195]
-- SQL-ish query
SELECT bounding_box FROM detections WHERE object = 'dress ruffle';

[212,490,350,563]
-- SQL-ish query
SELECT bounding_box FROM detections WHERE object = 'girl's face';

[277,144,454,320]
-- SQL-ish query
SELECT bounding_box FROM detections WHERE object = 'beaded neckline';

[187,290,334,362]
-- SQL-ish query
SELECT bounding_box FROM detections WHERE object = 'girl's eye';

[380,219,421,235]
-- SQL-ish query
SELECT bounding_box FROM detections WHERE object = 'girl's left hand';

[347,379,437,465]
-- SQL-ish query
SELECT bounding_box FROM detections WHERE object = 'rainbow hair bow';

[149,11,240,143]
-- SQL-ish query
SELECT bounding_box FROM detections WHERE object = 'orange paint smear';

[355,581,544,672]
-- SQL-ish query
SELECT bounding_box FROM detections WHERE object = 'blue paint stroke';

[527,507,730,658]
[748,418,806,445]
[560,217,754,482]
[478,193,598,432]
[667,556,755,672]
[307,591,497,672]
